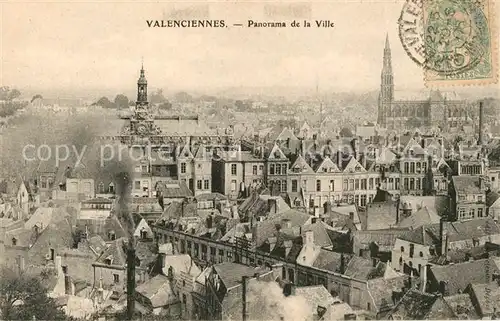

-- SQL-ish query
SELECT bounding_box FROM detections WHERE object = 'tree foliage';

[150,89,167,105]
[158,101,172,110]
[114,94,129,110]
[0,86,21,101]
[173,91,192,103]
[406,117,422,129]
[92,96,115,108]
[339,127,354,137]
[0,267,68,320]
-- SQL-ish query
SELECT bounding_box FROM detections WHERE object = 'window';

[99,182,105,194]
[197,180,202,190]
[343,179,348,190]
[282,266,286,279]
[419,251,424,257]
[231,180,237,192]
[409,178,415,190]
[329,180,334,191]
[142,181,149,191]
[259,165,264,171]
[404,163,409,173]
[361,195,367,207]
[409,244,414,258]
[253,165,257,175]
[416,178,421,190]
[292,180,298,192]
[404,178,409,190]
[134,181,141,190]
[12,238,17,246]
[478,195,483,202]
[181,162,186,174]
[270,164,275,175]
[361,179,367,190]
[410,162,415,173]
[316,180,321,192]
[400,246,404,253]
[231,164,237,176]
[281,180,287,192]
[355,179,360,190]
[395,178,400,189]
[182,294,187,305]
[349,179,354,191]
[369,178,374,190]
[478,208,484,217]
[113,274,119,283]
[109,183,114,194]
[281,164,287,174]
[276,164,282,175]
[204,179,209,190]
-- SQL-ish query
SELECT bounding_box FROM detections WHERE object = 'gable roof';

[451,176,483,194]
[267,144,287,160]
[389,289,455,320]
[290,155,314,174]
[343,157,366,173]
[315,156,341,173]
[135,274,178,308]
[397,207,441,229]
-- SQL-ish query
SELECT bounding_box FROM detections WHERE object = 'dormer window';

[105,258,112,265]
[109,183,115,194]
[12,238,17,246]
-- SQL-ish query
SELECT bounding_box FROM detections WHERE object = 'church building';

[377,35,474,131]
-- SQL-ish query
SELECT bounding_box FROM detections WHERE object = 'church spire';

[137,61,148,103]
[383,33,392,72]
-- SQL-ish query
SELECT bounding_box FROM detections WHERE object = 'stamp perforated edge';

[423,0,499,87]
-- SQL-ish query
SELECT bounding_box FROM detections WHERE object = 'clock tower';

[128,64,160,141]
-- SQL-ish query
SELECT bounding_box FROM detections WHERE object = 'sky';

[1,1,499,95]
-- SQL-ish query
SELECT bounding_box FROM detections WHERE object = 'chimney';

[479,101,484,146]
[283,283,296,297]
[440,220,449,256]
[126,245,136,320]
[324,201,332,214]
[206,215,213,229]
[64,274,73,295]
[284,240,293,257]
[337,149,342,170]
[340,253,346,274]
[269,237,277,252]
[421,264,429,293]
[303,230,314,247]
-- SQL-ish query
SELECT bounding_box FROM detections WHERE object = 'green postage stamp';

[399,0,498,86]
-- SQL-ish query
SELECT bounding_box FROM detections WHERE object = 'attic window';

[105,256,113,265]
[12,238,17,246]
[109,183,115,193]
[274,151,280,158]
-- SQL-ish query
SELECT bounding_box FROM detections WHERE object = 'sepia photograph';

[0,0,499,320]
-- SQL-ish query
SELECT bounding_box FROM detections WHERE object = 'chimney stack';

[440,220,449,257]
[126,244,136,320]
[479,101,484,146]
[421,264,429,293]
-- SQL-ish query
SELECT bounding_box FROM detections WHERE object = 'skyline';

[2,1,500,97]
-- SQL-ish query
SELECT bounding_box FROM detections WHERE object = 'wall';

[391,238,431,274]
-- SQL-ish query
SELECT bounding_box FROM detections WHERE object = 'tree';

[339,127,354,137]
[158,101,172,110]
[174,91,192,103]
[0,267,68,320]
[114,94,129,110]
[92,96,115,108]
[150,89,167,104]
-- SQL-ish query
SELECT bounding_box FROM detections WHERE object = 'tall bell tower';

[136,62,149,110]
[378,34,394,128]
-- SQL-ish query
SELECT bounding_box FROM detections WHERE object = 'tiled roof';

[156,180,193,198]
[398,195,449,217]
[135,274,178,308]
[452,176,483,194]
[366,275,407,312]
[397,207,441,229]
[443,293,478,319]
[487,191,500,207]
[253,209,310,247]
[353,229,408,251]
[95,237,127,267]
[428,218,500,243]
[156,201,197,223]
[312,249,344,272]
[294,285,335,315]
[302,221,336,248]
[344,257,385,281]
[399,224,440,246]
[430,258,500,295]
[389,289,454,320]
[213,262,269,289]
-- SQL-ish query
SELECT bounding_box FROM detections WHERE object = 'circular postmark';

[398,0,490,76]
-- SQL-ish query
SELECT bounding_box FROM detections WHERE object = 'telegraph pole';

[242,276,249,321]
